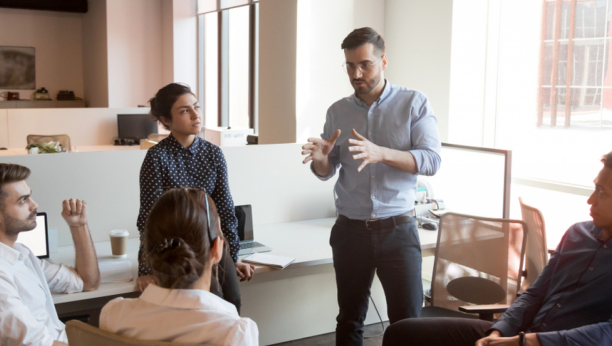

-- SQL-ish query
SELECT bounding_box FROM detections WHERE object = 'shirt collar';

[166,133,201,155]
[353,79,391,108]
[139,284,238,315]
[0,242,27,265]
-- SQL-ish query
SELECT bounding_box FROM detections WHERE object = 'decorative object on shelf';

[57,90,79,100]
[25,142,65,154]
[34,87,51,100]
[7,91,20,100]
[0,46,35,89]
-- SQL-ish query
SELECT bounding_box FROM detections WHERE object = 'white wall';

[295,0,386,143]
[172,0,198,93]
[82,0,110,108]
[0,109,7,148]
[5,107,150,148]
[384,0,453,142]
[0,8,85,102]
[106,0,164,108]
[161,0,175,86]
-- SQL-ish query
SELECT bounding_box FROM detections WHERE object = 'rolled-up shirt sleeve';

[0,273,56,346]
[409,94,441,176]
[311,108,340,181]
[41,260,83,294]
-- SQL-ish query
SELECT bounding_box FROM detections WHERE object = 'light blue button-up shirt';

[313,80,441,220]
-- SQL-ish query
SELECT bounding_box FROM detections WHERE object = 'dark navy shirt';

[491,221,612,345]
[137,134,239,276]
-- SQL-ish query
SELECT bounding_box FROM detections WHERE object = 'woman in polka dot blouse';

[136,83,254,313]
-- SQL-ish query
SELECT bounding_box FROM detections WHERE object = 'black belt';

[337,213,413,230]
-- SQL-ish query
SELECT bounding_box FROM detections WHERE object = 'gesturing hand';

[348,129,384,172]
[61,199,88,227]
[302,129,341,164]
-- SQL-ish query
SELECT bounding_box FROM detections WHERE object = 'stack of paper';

[99,260,133,283]
[242,253,295,269]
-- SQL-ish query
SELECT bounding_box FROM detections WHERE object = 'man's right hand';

[302,129,341,175]
[136,275,158,292]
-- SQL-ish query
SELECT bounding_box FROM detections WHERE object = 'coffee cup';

[109,230,129,258]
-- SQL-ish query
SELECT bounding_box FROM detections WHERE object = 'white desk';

[51,217,438,304]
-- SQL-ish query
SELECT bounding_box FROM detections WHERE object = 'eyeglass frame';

[342,55,384,74]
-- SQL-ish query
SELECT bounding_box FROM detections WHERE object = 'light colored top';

[0,242,83,346]
[100,284,259,346]
[313,80,441,220]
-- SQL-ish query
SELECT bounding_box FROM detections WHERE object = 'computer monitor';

[420,143,511,219]
[235,205,254,241]
[117,114,158,140]
[16,212,49,259]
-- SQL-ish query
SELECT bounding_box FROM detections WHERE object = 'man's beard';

[2,210,37,237]
[352,74,381,95]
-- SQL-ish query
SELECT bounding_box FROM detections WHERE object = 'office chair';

[519,197,549,289]
[27,134,71,151]
[65,320,211,346]
[421,213,527,321]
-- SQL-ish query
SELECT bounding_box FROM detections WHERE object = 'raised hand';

[61,199,88,227]
[301,129,341,164]
[348,129,385,172]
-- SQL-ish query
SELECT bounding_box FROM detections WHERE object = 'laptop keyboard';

[240,242,265,249]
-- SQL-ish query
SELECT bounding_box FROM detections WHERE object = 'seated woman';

[100,188,258,345]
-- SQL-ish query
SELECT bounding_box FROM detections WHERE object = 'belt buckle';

[365,219,376,230]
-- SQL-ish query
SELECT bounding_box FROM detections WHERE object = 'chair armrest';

[458,304,511,321]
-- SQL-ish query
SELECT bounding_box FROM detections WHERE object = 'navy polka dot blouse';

[137,134,239,277]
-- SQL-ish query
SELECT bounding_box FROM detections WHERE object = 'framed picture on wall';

[0,46,35,89]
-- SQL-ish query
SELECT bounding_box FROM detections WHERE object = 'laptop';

[236,205,271,255]
[17,212,50,259]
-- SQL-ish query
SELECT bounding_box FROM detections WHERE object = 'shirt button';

[542,323,547,327]
[372,176,375,178]
[589,267,594,271]
[372,196,376,199]
[557,303,561,308]
[605,245,608,248]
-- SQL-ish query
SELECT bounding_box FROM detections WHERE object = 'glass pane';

[204,13,218,128]
[220,0,249,9]
[574,0,610,39]
[545,2,556,41]
[198,0,217,14]
[228,6,250,128]
[568,87,603,126]
[570,39,606,86]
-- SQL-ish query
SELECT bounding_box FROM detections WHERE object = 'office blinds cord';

[363,295,386,339]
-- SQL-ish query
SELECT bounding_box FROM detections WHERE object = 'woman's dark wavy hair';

[148,83,195,130]
[145,188,222,289]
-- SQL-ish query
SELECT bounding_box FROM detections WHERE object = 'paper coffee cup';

[109,229,129,258]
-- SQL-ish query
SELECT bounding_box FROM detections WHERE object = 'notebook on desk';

[236,205,271,256]
[17,212,49,259]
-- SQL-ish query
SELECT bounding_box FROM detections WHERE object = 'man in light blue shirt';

[302,27,441,346]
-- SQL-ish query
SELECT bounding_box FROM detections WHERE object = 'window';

[198,0,259,132]
[449,0,611,188]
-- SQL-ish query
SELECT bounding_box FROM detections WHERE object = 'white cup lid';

[110,229,129,237]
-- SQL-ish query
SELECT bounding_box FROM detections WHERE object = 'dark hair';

[0,164,31,208]
[603,151,612,169]
[145,188,222,289]
[149,83,195,130]
[341,27,385,54]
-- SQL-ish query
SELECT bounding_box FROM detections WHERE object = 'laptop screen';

[16,212,49,259]
[235,205,253,241]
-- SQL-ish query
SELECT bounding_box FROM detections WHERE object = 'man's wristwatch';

[518,331,526,346]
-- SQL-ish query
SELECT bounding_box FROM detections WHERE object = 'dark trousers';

[331,215,423,346]
[382,317,493,346]
[210,244,242,314]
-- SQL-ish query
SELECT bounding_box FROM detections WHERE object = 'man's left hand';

[61,199,88,227]
[235,262,255,282]
[348,129,385,172]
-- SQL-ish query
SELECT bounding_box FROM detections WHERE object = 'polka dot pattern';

[137,134,239,276]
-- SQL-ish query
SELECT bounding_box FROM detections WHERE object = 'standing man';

[0,163,101,346]
[302,27,441,346]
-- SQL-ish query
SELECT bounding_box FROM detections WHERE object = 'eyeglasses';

[342,56,383,74]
